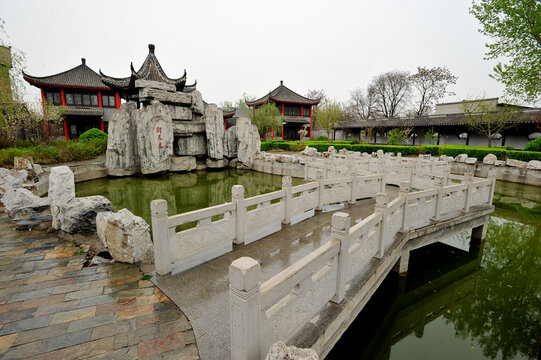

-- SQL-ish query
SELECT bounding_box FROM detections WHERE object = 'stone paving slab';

[0,213,199,359]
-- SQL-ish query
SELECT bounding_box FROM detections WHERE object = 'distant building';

[245,81,319,140]
[333,98,540,149]
[23,59,120,140]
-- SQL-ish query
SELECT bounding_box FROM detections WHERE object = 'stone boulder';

[1,188,49,218]
[376,149,384,158]
[204,104,224,160]
[483,153,497,165]
[465,157,477,165]
[526,160,541,170]
[96,209,152,263]
[506,158,527,168]
[206,158,228,169]
[56,196,114,234]
[170,156,197,172]
[265,341,318,360]
[49,166,76,230]
[190,90,205,116]
[456,154,468,163]
[105,102,140,176]
[135,102,174,174]
[224,126,239,158]
[300,147,318,156]
[0,168,24,195]
[228,117,260,167]
[494,160,506,167]
[328,146,337,154]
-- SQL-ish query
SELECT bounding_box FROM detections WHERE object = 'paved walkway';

[0,213,199,360]
[153,186,399,360]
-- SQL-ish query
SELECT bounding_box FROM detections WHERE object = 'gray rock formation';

[0,168,24,195]
[204,104,224,160]
[139,88,192,105]
[506,158,527,168]
[167,105,192,121]
[96,209,152,263]
[175,134,207,156]
[105,102,139,176]
[191,90,205,116]
[465,157,477,164]
[1,188,49,218]
[265,341,319,360]
[483,153,497,165]
[170,156,197,172]
[135,102,174,174]
[49,166,76,230]
[135,79,176,92]
[224,126,238,158]
[55,196,114,234]
[236,117,261,167]
[527,160,541,170]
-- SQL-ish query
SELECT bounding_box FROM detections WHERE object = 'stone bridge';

[150,152,496,359]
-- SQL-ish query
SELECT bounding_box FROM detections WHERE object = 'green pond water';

[76,173,540,359]
[75,169,304,226]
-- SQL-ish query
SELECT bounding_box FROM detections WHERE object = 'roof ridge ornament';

[148,44,155,53]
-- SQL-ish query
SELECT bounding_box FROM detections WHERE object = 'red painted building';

[23,58,120,140]
[246,81,319,140]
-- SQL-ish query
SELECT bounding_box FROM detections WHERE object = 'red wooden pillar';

[115,92,120,109]
[98,91,103,108]
[281,103,284,140]
[60,89,66,106]
[100,119,105,132]
[41,89,50,141]
[63,119,69,141]
[309,106,313,139]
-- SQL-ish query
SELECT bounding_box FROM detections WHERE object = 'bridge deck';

[152,187,399,360]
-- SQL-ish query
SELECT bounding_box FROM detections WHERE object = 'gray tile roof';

[334,109,541,129]
[23,59,110,89]
[246,81,320,106]
[64,107,104,116]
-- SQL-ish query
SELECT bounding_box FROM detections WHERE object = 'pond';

[75,169,304,226]
[327,181,541,360]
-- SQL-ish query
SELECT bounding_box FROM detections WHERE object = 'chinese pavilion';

[246,81,319,140]
[99,44,197,105]
[23,59,120,140]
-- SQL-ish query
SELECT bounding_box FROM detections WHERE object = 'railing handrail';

[168,202,236,228]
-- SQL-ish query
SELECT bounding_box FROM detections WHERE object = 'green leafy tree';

[315,101,342,139]
[470,0,541,102]
[424,127,438,144]
[250,102,283,139]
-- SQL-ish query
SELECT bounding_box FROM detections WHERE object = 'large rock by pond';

[55,196,114,234]
[265,341,319,360]
[135,102,174,174]
[49,166,76,230]
[105,102,140,176]
[204,104,224,160]
[235,117,261,167]
[96,209,152,264]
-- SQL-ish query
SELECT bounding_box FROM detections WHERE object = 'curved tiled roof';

[246,81,320,106]
[100,44,193,92]
[23,59,110,89]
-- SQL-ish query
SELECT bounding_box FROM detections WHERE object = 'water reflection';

[328,182,541,360]
[75,169,303,225]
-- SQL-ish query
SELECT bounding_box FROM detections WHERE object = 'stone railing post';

[380,173,386,193]
[151,199,172,275]
[232,185,246,245]
[229,257,261,360]
[303,161,309,180]
[316,170,325,211]
[399,181,410,232]
[487,169,496,205]
[282,176,292,225]
[375,193,389,258]
[331,212,351,303]
[431,177,444,221]
[349,172,358,205]
[463,172,473,213]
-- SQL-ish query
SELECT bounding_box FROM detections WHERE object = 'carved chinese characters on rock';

[156,127,164,150]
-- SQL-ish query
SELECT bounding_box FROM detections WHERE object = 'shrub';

[317,135,328,141]
[524,137,541,152]
[505,150,541,162]
[79,128,107,143]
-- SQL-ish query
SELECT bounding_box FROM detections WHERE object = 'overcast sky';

[1,0,516,109]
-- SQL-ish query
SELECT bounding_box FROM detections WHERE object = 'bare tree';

[462,100,521,147]
[368,70,411,118]
[410,66,458,116]
[305,89,328,106]
[345,87,376,120]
